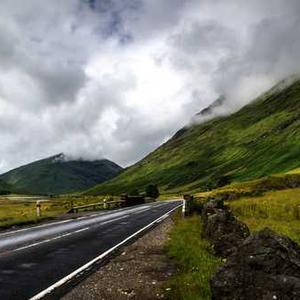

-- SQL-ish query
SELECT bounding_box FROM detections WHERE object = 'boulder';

[202,200,250,257]
[211,228,300,300]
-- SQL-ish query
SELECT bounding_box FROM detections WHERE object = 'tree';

[145,184,160,199]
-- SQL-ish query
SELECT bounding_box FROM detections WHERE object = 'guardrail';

[67,200,124,214]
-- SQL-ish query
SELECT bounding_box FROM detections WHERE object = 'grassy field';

[230,188,300,244]
[193,171,300,244]
[0,195,108,229]
[166,215,222,300]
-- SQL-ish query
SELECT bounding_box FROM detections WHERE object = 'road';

[0,200,182,300]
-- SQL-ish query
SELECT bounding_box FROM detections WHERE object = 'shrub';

[145,184,160,199]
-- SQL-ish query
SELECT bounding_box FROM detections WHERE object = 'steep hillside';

[0,154,122,195]
[86,79,300,195]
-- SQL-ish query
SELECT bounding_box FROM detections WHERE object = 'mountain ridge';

[0,154,123,195]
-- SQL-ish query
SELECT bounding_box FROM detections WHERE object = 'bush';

[145,184,160,199]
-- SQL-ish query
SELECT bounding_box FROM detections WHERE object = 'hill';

[0,154,122,195]
[86,79,300,195]
[0,179,13,195]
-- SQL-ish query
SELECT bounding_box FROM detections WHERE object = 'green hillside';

[0,179,13,195]
[86,79,300,195]
[0,154,122,195]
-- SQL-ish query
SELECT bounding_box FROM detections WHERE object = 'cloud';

[0,0,300,172]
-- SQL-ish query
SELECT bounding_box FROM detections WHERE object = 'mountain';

[86,78,300,195]
[0,179,13,195]
[0,154,123,195]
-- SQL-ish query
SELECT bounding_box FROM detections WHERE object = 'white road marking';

[97,215,129,226]
[12,227,90,253]
[0,219,73,238]
[29,202,183,300]
[4,215,130,254]
[0,204,146,238]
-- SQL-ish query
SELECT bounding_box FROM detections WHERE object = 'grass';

[86,79,300,196]
[165,215,222,300]
[229,188,300,244]
[0,195,109,229]
[194,171,300,202]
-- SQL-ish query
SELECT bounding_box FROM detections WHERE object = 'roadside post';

[36,200,41,217]
[182,198,187,218]
[182,194,194,217]
[103,198,108,209]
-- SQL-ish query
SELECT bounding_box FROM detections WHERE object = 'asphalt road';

[0,200,182,300]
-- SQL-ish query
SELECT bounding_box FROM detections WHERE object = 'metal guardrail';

[67,200,124,213]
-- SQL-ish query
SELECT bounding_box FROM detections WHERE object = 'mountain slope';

[86,79,300,195]
[0,154,122,195]
[0,179,13,195]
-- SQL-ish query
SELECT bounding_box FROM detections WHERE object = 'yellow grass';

[229,188,300,244]
[0,195,108,228]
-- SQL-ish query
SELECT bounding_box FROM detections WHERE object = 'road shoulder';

[63,218,175,300]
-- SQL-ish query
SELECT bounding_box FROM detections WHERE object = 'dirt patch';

[62,218,175,300]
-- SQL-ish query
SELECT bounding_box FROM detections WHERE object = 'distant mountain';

[0,154,122,195]
[86,78,300,195]
[0,179,13,195]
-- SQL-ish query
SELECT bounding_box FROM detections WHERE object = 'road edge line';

[29,202,183,300]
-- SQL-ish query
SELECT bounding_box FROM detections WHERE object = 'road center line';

[11,227,90,253]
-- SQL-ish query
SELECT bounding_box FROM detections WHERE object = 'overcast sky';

[1,0,300,172]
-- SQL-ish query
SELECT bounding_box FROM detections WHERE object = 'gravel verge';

[62,218,175,300]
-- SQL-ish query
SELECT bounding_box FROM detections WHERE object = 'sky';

[1,0,300,172]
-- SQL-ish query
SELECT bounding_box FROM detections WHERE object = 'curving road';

[0,200,182,300]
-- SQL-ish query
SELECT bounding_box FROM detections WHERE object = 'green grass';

[86,79,300,196]
[165,215,222,300]
[230,188,300,244]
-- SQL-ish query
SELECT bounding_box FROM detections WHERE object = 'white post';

[182,199,186,218]
[36,200,41,217]
[103,198,108,209]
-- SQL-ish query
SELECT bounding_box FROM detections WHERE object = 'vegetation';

[166,215,222,300]
[86,79,300,196]
[145,184,160,199]
[0,195,108,229]
[194,171,300,202]
[230,188,300,244]
[0,179,12,195]
[194,171,300,244]
[0,153,122,195]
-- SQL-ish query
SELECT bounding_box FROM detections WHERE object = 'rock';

[201,199,225,227]
[202,200,250,257]
[211,228,300,300]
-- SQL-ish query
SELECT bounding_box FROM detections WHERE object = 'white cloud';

[0,0,300,172]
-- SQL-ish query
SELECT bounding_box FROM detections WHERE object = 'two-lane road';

[0,200,182,300]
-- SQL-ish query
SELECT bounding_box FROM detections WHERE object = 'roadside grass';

[194,172,300,202]
[165,215,222,300]
[0,195,108,229]
[229,188,300,244]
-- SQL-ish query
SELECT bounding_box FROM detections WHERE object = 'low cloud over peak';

[1,0,300,172]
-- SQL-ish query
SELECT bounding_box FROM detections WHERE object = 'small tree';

[145,184,160,199]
